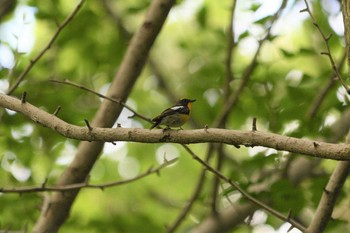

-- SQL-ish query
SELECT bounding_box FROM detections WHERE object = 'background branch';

[6,0,85,95]
[213,0,287,127]
[0,158,176,194]
[182,145,306,232]
[306,52,347,120]
[306,160,350,233]
[306,2,350,232]
[342,0,350,81]
[301,0,349,93]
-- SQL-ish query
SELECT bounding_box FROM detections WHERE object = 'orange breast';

[187,102,192,110]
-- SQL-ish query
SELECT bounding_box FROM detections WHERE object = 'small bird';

[150,98,196,129]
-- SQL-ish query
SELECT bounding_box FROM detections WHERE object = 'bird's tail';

[150,120,160,129]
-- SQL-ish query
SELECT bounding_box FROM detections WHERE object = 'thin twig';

[50,79,152,123]
[0,158,177,194]
[181,145,306,232]
[301,0,349,94]
[7,0,86,95]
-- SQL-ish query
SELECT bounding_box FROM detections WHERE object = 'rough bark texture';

[2,93,350,161]
[32,0,176,232]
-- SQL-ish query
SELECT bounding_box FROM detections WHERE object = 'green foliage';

[0,0,348,232]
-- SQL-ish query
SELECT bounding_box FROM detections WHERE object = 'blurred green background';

[0,0,349,232]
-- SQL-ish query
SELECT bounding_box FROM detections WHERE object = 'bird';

[150,98,196,129]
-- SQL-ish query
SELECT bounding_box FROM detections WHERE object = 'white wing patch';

[171,106,184,111]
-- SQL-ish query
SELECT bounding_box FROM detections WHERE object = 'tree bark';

[32,0,176,232]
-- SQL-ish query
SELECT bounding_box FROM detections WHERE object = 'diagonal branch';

[306,52,347,120]
[6,0,86,95]
[182,145,306,232]
[301,0,349,94]
[1,93,350,161]
[306,161,350,233]
[50,79,152,122]
[32,0,176,232]
[306,2,350,232]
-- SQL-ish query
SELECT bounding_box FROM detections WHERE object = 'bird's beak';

[190,99,196,103]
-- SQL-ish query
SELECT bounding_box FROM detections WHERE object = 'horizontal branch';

[0,158,177,194]
[1,93,350,160]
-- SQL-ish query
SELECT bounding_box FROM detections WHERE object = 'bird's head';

[177,98,196,110]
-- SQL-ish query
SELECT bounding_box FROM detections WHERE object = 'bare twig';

[84,119,92,131]
[252,117,257,131]
[0,158,177,194]
[50,79,152,122]
[20,91,27,103]
[7,0,86,95]
[52,105,61,116]
[301,0,349,94]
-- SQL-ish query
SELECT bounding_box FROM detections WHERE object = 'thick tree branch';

[1,93,350,161]
[306,161,350,233]
[32,0,176,232]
